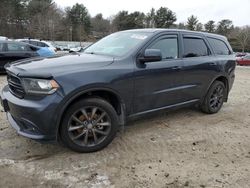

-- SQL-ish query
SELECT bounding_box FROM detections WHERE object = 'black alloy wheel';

[60,98,119,152]
[201,81,226,114]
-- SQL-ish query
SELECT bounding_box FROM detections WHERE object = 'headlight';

[22,78,59,95]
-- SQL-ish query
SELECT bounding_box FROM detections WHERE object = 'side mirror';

[139,49,162,63]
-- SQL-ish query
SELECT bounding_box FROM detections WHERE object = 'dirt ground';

[0,67,250,188]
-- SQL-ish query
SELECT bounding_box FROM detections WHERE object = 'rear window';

[207,37,230,55]
[183,37,210,58]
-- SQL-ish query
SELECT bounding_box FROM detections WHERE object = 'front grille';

[7,72,25,98]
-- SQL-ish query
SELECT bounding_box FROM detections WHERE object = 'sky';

[54,0,250,26]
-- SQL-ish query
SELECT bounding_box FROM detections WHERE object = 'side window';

[30,41,38,46]
[7,43,28,51]
[41,42,49,47]
[183,37,210,58]
[207,37,230,55]
[148,37,178,59]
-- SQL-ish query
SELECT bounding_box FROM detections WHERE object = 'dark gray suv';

[0,29,236,152]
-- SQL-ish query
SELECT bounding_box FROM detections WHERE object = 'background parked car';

[36,47,56,57]
[0,41,40,72]
[235,52,247,57]
[16,39,57,53]
[0,36,8,41]
[237,55,250,66]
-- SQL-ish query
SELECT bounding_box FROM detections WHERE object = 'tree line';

[0,0,249,52]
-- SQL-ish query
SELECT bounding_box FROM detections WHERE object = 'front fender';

[53,85,126,141]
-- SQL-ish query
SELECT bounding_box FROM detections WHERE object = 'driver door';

[133,33,185,114]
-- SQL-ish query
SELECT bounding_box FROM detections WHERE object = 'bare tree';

[236,27,250,52]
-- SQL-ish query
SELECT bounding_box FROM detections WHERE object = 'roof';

[122,28,227,40]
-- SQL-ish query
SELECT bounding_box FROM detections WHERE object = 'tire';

[60,98,119,153]
[201,81,226,114]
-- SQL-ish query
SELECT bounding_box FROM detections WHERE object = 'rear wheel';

[201,81,226,114]
[60,98,119,152]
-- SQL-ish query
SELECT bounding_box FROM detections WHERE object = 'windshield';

[84,32,152,57]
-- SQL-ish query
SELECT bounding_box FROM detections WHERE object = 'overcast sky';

[54,0,249,26]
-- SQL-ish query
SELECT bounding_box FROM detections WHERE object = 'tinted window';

[148,37,178,59]
[29,41,38,46]
[208,37,230,55]
[183,37,209,58]
[7,43,28,51]
[37,42,44,47]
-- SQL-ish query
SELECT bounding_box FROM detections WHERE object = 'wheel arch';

[55,87,126,141]
[205,75,229,102]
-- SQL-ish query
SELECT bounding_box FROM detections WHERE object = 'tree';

[177,23,186,29]
[155,7,177,28]
[27,0,63,40]
[0,0,29,38]
[187,15,198,31]
[196,23,203,31]
[91,13,110,37]
[216,19,233,37]
[204,20,216,33]
[112,11,145,31]
[112,11,129,31]
[127,11,145,29]
[236,27,250,52]
[67,3,91,41]
[145,8,155,28]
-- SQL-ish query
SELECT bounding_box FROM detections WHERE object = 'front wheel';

[201,81,226,114]
[60,98,119,153]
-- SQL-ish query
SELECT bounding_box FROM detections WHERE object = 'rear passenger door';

[180,34,219,102]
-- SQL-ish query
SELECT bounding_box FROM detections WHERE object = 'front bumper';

[0,85,63,142]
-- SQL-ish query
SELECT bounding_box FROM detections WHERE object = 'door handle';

[172,66,182,70]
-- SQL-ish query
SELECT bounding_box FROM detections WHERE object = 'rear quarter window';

[183,37,210,58]
[207,37,231,55]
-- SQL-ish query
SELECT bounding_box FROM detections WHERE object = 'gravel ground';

[0,67,250,188]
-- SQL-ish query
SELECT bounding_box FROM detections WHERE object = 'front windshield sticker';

[130,34,148,40]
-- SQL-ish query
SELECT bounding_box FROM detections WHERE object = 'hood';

[5,53,114,78]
